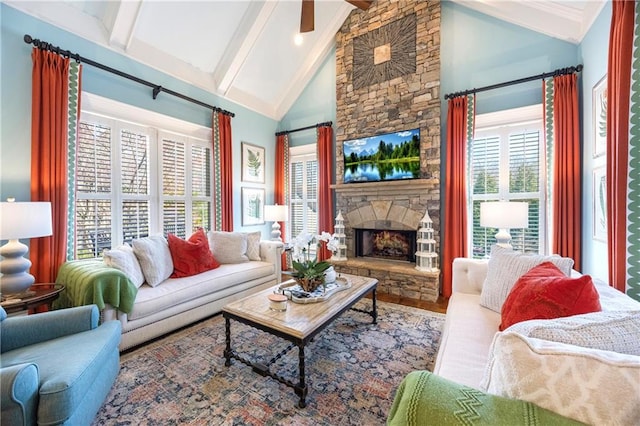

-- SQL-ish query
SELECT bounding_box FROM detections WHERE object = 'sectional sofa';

[389,248,640,425]
[55,231,283,351]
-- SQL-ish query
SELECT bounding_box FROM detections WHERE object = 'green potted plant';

[290,231,339,293]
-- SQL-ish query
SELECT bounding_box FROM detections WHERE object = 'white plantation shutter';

[289,147,319,241]
[470,108,546,258]
[73,104,213,258]
[76,121,112,258]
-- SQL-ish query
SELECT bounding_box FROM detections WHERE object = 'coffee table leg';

[295,343,308,408]
[224,316,231,367]
[372,288,377,324]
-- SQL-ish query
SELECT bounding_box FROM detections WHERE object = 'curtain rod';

[275,121,332,136]
[23,34,235,117]
[444,64,583,100]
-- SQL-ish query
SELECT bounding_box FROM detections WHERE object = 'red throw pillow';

[499,261,601,331]
[168,229,220,278]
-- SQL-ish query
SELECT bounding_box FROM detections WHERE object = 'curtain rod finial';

[24,34,33,44]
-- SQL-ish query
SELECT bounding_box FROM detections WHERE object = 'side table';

[0,283,65,315]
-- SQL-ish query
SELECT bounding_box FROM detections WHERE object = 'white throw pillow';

[103,243,145,288]
[481,331,640,425]
[507,310,640,356]
[245,231,261,261]
[131,235,174,287]
[207,231,249,264]
[480,245,574,313]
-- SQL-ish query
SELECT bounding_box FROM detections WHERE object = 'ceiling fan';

[300,0,374,33]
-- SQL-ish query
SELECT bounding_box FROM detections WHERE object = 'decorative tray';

[276,276,352,304]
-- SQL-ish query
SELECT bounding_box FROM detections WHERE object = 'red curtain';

[317,125,334,261]
[552,74,582,271]
[275,134,287,244]
[30,49,73,284]
[442,97,469,298]
[218,112,234,232]
[607,0,634,292]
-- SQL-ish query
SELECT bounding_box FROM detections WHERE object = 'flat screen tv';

[343,128,420,183]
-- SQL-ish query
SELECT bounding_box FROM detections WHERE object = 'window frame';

[75,93,212,258]
[469,104,548,257]
[288,143,318,242]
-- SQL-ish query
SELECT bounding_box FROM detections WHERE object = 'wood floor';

[374,292,449,314]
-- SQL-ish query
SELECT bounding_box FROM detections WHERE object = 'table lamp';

[264,204,288,241]
[0,200,53,296]
[480,201,528,249]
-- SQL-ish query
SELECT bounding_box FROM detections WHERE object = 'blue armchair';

[0,304,121,425]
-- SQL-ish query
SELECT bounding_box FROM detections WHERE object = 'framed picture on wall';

[592,75,607,158]
[593,166,607,242]
[241,142,265,183]
[241,187,265,226]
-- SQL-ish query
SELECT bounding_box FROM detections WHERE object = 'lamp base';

[270,222,282,242]
[494,229,513,250]
[0,239,36,295]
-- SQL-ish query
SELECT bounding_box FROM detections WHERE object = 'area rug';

[93,300,445,425]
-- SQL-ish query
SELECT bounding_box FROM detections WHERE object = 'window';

[469,105,547,258]
[74,94,212,258]
[289,144,318,241]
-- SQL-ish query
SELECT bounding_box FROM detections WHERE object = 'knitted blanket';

[387,371,585,426]
[54,259,138,314]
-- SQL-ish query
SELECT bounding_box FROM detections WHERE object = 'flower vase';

[296,276,324,293]
[324,266,337,284]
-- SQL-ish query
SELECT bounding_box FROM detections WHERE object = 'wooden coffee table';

[222,274,378,408]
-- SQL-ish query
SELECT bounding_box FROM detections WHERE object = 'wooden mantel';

[331,179,438,196]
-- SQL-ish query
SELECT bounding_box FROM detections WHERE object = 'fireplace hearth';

[355,228,416,263]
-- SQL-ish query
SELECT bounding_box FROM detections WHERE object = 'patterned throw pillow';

[244,231,261,261]
[103,243,145,288]
[499,262,601,330]
[168,229,220,278]
[480,245,574,313]
[507,310,640,356]
[207,231,249,264]
[482,331,640,425]
[132,235,174,287]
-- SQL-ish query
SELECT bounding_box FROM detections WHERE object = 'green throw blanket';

[54,259,138,314]
[387,371,585,426]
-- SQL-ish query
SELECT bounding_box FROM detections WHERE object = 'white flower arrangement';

[289,230,339,292]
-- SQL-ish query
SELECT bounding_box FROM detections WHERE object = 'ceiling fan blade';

[345,0,373,11]
[300,0,314,33]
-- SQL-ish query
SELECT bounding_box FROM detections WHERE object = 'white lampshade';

[0,202,53,240]
[264,204,289,222]
[480,201,528,229]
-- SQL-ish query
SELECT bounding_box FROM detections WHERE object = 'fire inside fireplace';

[355,229,416,262]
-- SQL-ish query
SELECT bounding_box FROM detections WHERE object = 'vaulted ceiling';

[6,0,605,121]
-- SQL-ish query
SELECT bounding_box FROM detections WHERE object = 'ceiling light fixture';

[294,34,304,46]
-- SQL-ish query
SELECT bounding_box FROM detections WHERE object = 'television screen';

[343,128,420,183]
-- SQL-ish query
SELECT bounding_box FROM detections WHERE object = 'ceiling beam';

[215,1,278,95]
[108,0,143,51]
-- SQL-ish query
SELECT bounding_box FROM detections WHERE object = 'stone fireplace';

[330,1,441,301]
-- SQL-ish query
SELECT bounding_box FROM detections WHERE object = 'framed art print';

[592,75,607,158]
[241,187,265,226]
[593,166,607,242]
[241,142,265,183]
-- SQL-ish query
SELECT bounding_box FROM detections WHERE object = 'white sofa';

[433,257,640,424]
[56,238,283,351]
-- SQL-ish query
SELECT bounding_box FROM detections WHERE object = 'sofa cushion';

[507,310,640,356]
[0,321,121,425]
[482,331,640,425]
[480,245,574,313]
[245,231,261,261]
[103,243,145,288]
[168,229,220,278]
[433,292,500,388]
[132,235,174,287]
[499,262,601,330]
[207,231,249,264]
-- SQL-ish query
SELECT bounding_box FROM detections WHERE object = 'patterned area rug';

[93,300,445,425]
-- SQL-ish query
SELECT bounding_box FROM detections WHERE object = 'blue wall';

[578,2,611,281]
[0,4,278,235]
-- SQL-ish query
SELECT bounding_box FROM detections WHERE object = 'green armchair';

[0,304,121,425]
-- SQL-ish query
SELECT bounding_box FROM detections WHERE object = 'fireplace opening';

[355,228,416,262]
